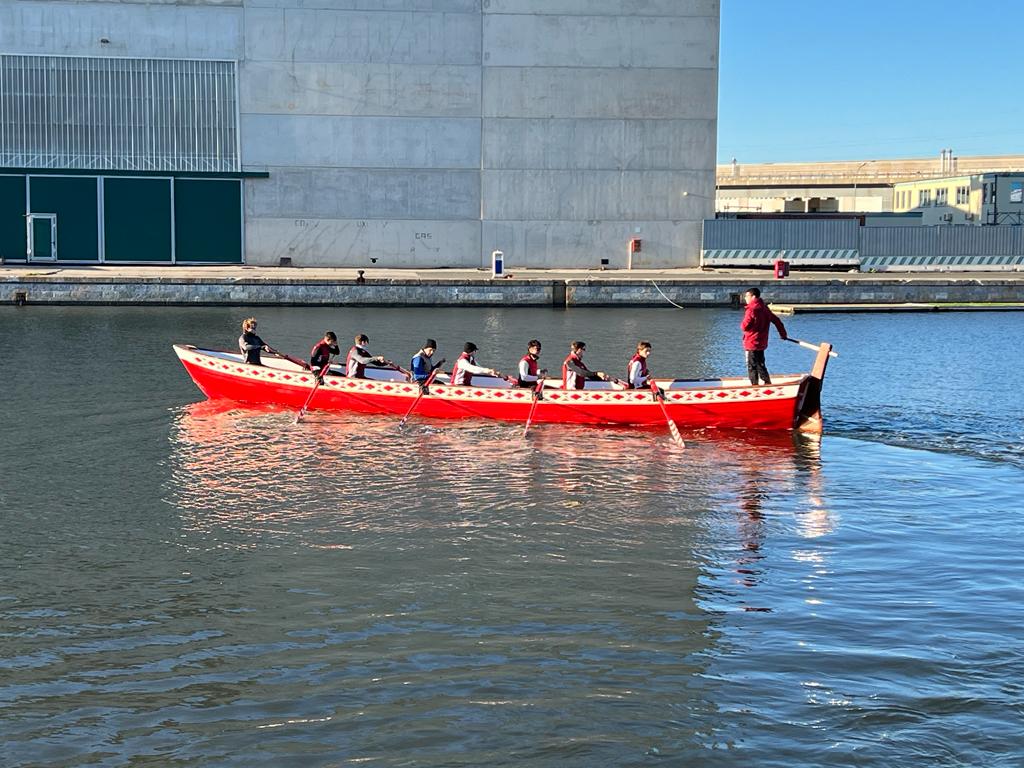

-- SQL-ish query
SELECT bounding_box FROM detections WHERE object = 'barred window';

[0,54,238,173]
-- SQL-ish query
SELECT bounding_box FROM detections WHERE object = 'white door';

[27,214,58,262]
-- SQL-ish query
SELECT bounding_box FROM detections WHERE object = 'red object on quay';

[174,342,834,434]
[774,258,790,279]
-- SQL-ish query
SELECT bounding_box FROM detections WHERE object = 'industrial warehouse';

[0,0,719,268]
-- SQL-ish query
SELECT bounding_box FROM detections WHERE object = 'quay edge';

[3,269,1024,308]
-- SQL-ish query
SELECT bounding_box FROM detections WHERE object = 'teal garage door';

[0,175,26,262]
[174,179,242,263]
[103,178,172,262]
[29,176,99,262]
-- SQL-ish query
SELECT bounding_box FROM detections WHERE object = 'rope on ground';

[651,281,686,310]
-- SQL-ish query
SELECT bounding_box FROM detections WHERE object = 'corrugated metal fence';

[703,219,1024,270]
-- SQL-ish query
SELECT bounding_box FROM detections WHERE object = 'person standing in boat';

[741,287,788,385]
[626,341,653,389]
[238,317,271,366]
[562,341,609,389]
[411,339,444,385]
[346,334,389,379]
[451,342,501,386]
[310,331,340,376]
[517,339,548,387]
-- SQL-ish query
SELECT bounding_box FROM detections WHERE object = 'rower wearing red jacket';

[517,339,548,387]
[741,287,788,385]
[451,342,500,386]
[626,341,652,389]
[562,341,608,389]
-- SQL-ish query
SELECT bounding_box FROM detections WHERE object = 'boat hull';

[176,345,822,432]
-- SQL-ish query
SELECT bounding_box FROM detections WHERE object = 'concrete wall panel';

[244,7,481,64]
[482,220,702,268]
[242,115,481,169]
[483,68,717,119]
[247,0,478,10]
[483,14,716,69]
[246,217,481,267]
[246,169,480,219]
[482,170,714,220]
[483,119,715,171]
[483,0,717,16]
[240,61,481,117]
[0,1,242,59]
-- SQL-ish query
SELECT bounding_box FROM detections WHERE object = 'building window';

[0,53,239,172]
[936,188,948,206]
[956,185,969,205]
[1011,182,1023,204]
[918,189,931,207]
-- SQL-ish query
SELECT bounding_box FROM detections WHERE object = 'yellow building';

[892,173,1024,225]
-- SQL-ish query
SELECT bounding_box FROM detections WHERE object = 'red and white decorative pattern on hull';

[174,344,833,432]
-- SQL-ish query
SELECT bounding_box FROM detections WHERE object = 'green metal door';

[28,214,57,261]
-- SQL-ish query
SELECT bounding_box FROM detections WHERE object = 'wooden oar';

[294,358,331,423]
[522,378,545,438]
[266,346,312,371]
[384,360,414,380]
[649,380,686,450]
[786,338,839,358]
[399,364,444,428]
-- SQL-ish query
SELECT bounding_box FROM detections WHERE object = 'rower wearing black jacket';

[238,317,270,365]
[310,331,340,373]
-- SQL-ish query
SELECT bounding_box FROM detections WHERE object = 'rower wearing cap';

[626,341,653,389]
[411,339,441,384]
[517,339,548,387]
[346,334,388,379]
[562,340,608,390]
[451,342,501,386]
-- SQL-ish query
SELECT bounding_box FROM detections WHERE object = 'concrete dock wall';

[5,273,1022,307]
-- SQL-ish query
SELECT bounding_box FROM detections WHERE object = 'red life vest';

[627,353,648,388]
[451,352,476,386]
[562,353,589,390]
[518,353,539,386]
[346,345,367,378]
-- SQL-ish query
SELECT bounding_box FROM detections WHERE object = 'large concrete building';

[0,0,720,269]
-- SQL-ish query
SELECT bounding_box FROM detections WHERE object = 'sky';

[717,0,1024,164]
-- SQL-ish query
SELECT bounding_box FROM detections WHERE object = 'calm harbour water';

[1,305,1022,767]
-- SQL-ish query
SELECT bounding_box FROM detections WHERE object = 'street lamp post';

[851,160,875,213]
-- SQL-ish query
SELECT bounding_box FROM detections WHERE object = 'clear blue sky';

[717,0,1024,163]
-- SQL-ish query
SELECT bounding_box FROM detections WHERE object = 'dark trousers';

[746,350,771,385]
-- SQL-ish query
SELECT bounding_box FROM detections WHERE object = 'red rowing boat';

[174,342,832,433]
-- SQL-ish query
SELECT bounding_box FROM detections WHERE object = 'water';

[1,306,1022,767]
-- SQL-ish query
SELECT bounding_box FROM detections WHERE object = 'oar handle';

[786,338,839,358]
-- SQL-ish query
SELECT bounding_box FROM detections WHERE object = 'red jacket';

[741,297,787,351]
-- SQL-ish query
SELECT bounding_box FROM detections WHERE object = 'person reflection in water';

[238,317,271,366]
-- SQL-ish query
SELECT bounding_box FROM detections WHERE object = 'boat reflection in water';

[169,401,833,568]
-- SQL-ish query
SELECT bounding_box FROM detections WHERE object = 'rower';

[238,317,271,366]
[626,341,652,389]
[451,342,500,386]
[411,339,441,384]
[346,334,388,379]
[310,331,340,376]
[517,339,548,387]
[562,340,608,389]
